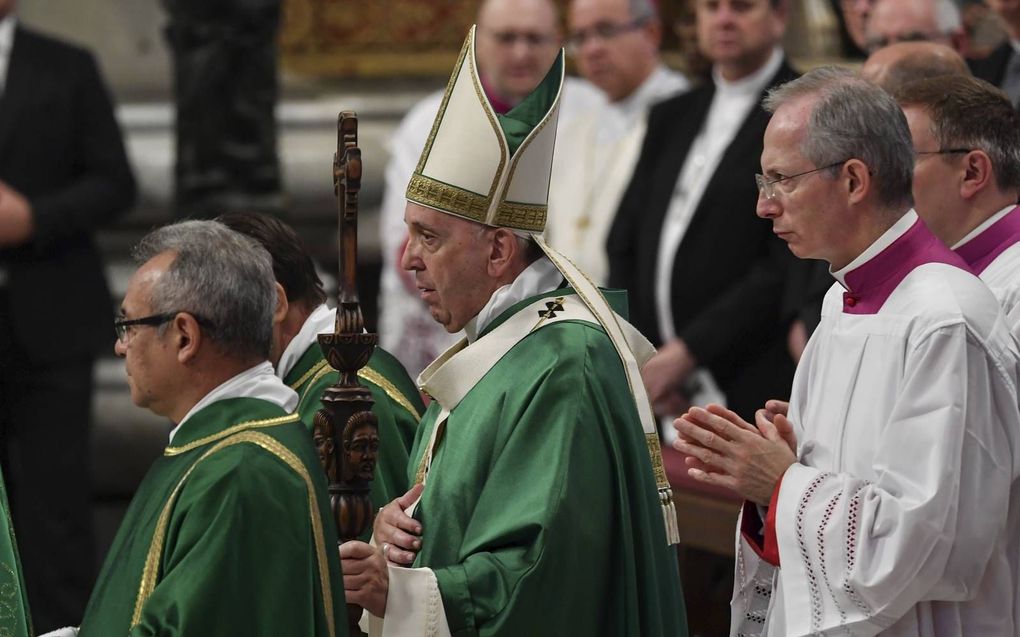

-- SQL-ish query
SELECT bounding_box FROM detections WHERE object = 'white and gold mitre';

[405,25,563,234]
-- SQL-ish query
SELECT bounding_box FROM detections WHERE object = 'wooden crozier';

[313,112,379,636]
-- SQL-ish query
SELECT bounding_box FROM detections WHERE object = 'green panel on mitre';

[496,50,564,158]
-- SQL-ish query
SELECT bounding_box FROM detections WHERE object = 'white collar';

[1011,39,1020,56]
[169,361,298,443]
[464,257,563,342]
[832,210,917,289]
[276,304,335,380]
[952,204,1018,250]
[712,46,783,97]
[613,64,688,121]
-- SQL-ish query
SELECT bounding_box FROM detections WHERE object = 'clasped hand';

[672,401,797,506]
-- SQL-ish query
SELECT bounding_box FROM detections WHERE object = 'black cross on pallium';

[538,298,565,319]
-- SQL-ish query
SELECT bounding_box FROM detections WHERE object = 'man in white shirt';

[674,66,1020,636]
[376,0,600,378]
[608,0,799,426]
[544,0,688,283]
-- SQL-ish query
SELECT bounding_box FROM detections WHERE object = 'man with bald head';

[545,0,688,283]
[861,40,970,92]
[864,0,965,53]
[378,0,600,378]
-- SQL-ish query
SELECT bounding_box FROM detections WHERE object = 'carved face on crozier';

[312,410,336,481]
[343,412,380,483]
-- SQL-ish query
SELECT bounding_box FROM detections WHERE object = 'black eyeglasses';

[915,148,974,157]
[114,311,213,343]
[755,160,849,200]
[565,17,648,54]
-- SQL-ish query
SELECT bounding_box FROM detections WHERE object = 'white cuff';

[362,565,451,637]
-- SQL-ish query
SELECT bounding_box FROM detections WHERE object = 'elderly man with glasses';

[544,0,689,285]
[55,220,346,636]
[376,0,600,379]
[675,66,1020,637]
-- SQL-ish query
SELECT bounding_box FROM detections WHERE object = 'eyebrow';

[408,220,441,235]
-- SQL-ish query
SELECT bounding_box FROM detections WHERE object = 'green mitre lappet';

[405,25,679,547]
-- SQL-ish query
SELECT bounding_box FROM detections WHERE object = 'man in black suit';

[970,0,1020,109]
[608,0,800,425]
[0,3,136,631]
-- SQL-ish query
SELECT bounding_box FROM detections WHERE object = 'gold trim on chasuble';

[291,359,423,422]
[538,243,680,544]
[163,413,300,456]
[359,367,423,421]
[133,430,336,637]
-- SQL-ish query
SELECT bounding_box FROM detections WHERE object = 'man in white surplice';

[545,0,688,284]
[894,73,1020,633]
[673,67,1020,636]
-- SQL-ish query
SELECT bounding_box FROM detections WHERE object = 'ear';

[273,282,289,327]
[844,159,871,205]
[172,312,204,364]
[486,228,519,278]
[959,150,993,200]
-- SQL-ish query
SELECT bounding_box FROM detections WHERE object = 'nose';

[114,336,127,358]
[756,192,780,219]
[399,235,422,272]
[711,3,738,25]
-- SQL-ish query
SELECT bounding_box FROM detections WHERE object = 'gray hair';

[763,66,915,209]
[132,220,277,360]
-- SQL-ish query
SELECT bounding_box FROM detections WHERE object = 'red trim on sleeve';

[738,476,784,567]
[761,475,783,566]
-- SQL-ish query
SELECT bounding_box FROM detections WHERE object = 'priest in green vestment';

[219,212,425,534]
[339,26,688,637]
[64,221,345,637]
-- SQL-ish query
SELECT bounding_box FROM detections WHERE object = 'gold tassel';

[659,486,680,545]
[646,433,680,545]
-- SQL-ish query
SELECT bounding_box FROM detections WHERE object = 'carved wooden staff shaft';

[314,111,379,636]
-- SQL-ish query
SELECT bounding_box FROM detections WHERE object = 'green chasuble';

[409,288,688,637]
[78,397,346,637]
[285,343,424,532]
[0,467,31,637]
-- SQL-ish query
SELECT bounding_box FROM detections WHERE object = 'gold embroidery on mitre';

[406,173,489,224]
[494,200,547,232]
